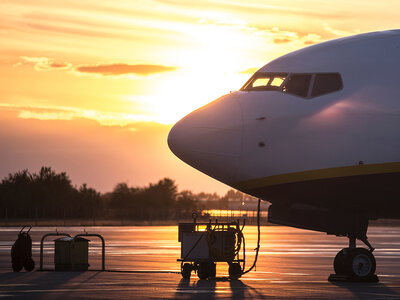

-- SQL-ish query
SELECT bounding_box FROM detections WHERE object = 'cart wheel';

[198,262,211,280]
[182,263,192,279]
[229,263,242,280]
[12,260,23,272]
[23,258,35,272]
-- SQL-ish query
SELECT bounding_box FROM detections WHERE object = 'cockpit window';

[241,73,287,91]
[252,77,271,88]
[240,72,343,99]
[311,73,343,97]
[270,77,285,87]
[282,74,312,98]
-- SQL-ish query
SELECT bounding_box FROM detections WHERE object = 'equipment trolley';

[177,215,245,280]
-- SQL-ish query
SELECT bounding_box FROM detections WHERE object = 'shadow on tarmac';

[330,281,400,298]
[175,277,267,299]
[0,271,98,297]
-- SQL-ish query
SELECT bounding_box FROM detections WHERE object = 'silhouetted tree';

[0,167,240,222]
[175,190,205,218]
[0,167,101,219]
[78,183,103,217]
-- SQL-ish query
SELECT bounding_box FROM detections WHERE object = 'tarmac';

[1,225,400,299]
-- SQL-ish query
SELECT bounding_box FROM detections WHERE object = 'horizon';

[2,0,400,194]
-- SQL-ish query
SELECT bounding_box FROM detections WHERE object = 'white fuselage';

[168,30,400,206]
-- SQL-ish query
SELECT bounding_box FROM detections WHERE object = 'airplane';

[168,29,400,281]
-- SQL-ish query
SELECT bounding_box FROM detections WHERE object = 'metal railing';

[39,232,105,271]
[74,233,105,271]
[40,232,71,270]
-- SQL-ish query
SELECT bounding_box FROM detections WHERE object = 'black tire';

[228,262,242,280]
[12,260,23,272]
[345,248,376,280]
[182,263,192,279]
[198,262,210,280]
[24,258,35,272]
[334,248,349,275]
[209,262,216,278]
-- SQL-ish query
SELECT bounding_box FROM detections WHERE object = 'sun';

[130,21,258,124]
[121,17,261,125]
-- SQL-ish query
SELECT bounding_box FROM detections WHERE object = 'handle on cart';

[19,225,32,235]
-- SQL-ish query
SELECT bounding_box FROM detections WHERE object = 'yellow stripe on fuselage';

[233,162,400,190]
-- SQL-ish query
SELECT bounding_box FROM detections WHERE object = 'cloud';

[323,23,360,37]
[273,38,291,44]
[0,103,156,127]
[197,20,324,46]
[74,63,179,77]
[17,56,71,71]
[302,33,324,45]
[239,67,259,74]
[263,29,323,46]
[15,57,179,79]
[252,27,299,45]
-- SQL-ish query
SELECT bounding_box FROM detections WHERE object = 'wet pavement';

[1,225,400,299]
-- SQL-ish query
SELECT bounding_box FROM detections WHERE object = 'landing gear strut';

[330,233,378,282]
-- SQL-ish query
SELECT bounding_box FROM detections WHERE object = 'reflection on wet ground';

[1,226,400,298]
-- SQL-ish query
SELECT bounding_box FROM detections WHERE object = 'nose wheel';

[333,248,376,280]
[330,234,378,282]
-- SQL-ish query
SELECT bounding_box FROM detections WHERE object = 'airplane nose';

[168,95,243,183]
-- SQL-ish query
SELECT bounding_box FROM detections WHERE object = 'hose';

[206,226,243,262]
[241,198,261,275]
[180,198,261,277]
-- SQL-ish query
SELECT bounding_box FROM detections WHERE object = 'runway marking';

[3,287,159,293]
[176,290,215,294]
[176,289,231,294]
[4,287,230,295]
[241,271,311,276]
[0,284,33,287]
[64,281,174,286]
[363,292,400,298]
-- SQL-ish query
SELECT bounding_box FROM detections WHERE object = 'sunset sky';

[1,0,399,194]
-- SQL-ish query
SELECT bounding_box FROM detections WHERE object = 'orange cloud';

[273,38,291,44]
[0,103,155,126]
[74,63,179,76]
[323,23,360,37]
[17,56,71,71]
[239,67,259,74]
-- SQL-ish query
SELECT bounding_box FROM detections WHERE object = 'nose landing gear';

[330,234,378,282]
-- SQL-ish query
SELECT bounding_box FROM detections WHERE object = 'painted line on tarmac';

[363,292,400,298]
[176,289,231,294]
[0,284,34,287]
[3,287,155,294]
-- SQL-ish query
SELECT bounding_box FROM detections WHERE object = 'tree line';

[0,167,245,221]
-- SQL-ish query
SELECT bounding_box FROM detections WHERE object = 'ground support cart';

[177,217,245,280]
[11,226,35,272]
